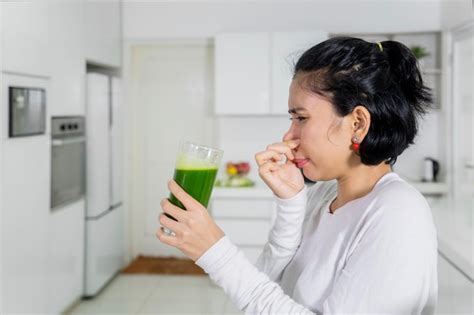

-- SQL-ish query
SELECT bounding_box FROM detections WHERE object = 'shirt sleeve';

[196,235,317,315]
[255,185,308,282]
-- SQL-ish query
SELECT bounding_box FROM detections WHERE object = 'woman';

[157,37,438,314]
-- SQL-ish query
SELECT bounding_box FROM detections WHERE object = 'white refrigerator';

[84,73,124,297]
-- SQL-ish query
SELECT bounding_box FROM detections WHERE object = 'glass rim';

[180,140,224,154]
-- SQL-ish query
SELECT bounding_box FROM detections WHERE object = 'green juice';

[167,167,218,220]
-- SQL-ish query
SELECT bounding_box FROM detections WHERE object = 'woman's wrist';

[274,185,307,204]
[195,235,236,273]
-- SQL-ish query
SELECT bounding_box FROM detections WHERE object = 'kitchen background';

[0,0,472,314]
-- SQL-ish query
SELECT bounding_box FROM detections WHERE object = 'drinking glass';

[163,141,223,234]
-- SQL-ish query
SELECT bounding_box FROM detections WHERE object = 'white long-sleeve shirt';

[196,172,438,314]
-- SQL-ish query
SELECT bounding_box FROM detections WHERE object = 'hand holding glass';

[164,141,223,234]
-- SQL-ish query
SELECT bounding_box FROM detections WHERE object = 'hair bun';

[381,40,433,116]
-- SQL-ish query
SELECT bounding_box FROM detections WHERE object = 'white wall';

[123,0,442,39]
[440,0,472,31]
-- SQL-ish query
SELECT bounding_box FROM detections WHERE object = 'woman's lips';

[293,158,309,168]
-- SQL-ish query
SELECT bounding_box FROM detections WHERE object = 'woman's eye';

[289,116,307,122]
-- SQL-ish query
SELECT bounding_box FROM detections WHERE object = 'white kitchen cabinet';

[2,2,87,314]
[1,2,52,76]
[2,1,85,116]
[214,31,327,115]
[215,219,271,246]
[215,32,271,115]
[271,31,328,114]
[210,197,275,263]
[48,1,86,116]
[212,199,274,219]
[1,74,50,313]
[1,136,50,313]
[85,0,122,68]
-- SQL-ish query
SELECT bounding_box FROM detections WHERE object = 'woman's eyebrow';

[288,107,307,114]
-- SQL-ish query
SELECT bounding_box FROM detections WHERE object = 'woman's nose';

[283,130,298,143]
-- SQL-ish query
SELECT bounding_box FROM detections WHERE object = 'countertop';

[213,179,449,199]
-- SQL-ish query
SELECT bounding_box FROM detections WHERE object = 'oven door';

[51,137,86,210]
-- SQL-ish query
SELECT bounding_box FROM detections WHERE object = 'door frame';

[448,20,473,201]
[122,38,215,263]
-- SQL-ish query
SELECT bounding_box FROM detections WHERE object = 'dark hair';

[293,36,432,166]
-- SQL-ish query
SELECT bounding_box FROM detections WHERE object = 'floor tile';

[138,296,226,315]
[223,298,244,315]
[98,274,159,300]
[140,279,227,314]
[68,297,145,315]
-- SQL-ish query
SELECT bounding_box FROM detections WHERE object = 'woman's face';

[283,78,355,181]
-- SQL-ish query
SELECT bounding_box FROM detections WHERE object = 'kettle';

[422,157,440,182]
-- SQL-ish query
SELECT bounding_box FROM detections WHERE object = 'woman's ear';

[352,105,371,138]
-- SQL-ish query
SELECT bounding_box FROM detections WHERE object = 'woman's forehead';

[289,83,332,114]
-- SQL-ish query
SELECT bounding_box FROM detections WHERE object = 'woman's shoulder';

[368,173,436,235]
[306,172,432,218]
[374,172,431,212]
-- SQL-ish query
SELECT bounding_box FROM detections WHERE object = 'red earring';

[351,136,360,152]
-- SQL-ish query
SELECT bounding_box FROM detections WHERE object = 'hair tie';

[376,42,383,52]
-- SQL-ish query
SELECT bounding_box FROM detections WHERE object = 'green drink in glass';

[166,141,223,223]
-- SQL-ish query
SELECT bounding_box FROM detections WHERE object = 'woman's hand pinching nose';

[255,139,305,199]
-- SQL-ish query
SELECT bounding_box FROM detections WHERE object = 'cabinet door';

[215,218,270,246]
[215,32,270,115]
[86,73,111,217]
[49,1,85,116]
[271,31,328,114]
[211,199,274,219]
[85,0,121,67]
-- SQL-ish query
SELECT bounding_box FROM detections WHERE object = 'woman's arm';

[157,180,317,314]
[255,185,308,282]
[196,235,316,315]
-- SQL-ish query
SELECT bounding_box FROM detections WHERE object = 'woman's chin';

[301,166,318,182]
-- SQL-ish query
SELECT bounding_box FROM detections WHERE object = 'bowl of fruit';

[215,161,255,188]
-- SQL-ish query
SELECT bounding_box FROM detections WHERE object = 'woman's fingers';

[258,161,281,175]
[167,180,203,212]
[266,140,299,160]
[159,213,184,235]
[156,227,180,247]
[161,198,187,222]
[255,150,284,166]
[255,140,300,166]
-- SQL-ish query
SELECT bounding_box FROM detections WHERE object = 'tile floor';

[68,254,473,315]
[67,275,242,315]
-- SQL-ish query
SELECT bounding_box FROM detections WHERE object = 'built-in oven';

[51,116,86,210]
